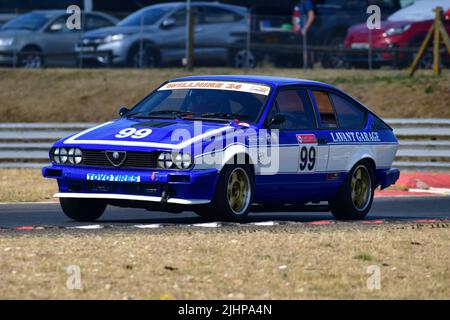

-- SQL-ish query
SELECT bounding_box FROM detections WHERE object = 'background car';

[0,10,118,68]
[344,0,450,68]
[255,0,409,68]
[76,2,250,68]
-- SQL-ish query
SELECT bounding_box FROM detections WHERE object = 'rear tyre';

[329,161,374,220]
[195,165,253,221]
[60,198,107,222]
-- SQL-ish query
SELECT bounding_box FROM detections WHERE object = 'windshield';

[118,7,173,27]
[1,12,54,31]
[128,82,270,123]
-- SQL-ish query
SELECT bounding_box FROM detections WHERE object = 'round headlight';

[157,152,173,169]
[53,148,61,164]
[68,148,83,164]
[73,148,82,164]
[59,148,68,164]
[175,153,192,169]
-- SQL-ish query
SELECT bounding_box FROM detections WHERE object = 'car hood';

[83,25,155,38]
[348,20,415,35]
[0,29,33,37]
[58,118,253,151]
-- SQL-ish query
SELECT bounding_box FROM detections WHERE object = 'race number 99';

[115,128,152,139]
[300,146,316,171]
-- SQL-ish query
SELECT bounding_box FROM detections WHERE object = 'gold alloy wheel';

[351,165,372,211]
[226,167,251,215]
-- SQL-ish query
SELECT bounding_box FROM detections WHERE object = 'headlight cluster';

[0,38,14,46]
[157,152,192,170]
[385,24,411,36]
[52,148,82,164]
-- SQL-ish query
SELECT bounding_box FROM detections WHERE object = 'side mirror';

[266,113,285,127]
[161,18,176,29]
[119,106,130,117]
[49,23,64,32]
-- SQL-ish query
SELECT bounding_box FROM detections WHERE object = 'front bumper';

[42,165,220,205]
[75,41,127,65]
[0,51,16,65]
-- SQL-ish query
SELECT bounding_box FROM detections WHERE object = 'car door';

[41,14,82,66]
[311,89,369,173]
[194,6,245,64]
[256,88,330,203]
[157,7,193,64]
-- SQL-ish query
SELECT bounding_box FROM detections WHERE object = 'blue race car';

[42,75,400,221]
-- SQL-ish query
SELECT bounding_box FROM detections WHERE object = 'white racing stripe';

[64,122,234,149]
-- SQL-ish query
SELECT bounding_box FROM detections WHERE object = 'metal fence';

[2,9,447,70]
[0,119,449,170]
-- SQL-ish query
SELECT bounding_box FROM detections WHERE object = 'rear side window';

[85,14,115,31]
[312,91,338,128]
[330,94,366,129]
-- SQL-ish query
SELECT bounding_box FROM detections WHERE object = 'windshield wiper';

[199,112,251,120]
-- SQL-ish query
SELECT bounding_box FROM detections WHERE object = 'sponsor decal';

[330,131,381,143]
[86,173,140,183]
[296,134,317,144]
[158,81,270,96]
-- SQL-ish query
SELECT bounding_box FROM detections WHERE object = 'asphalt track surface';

[0,196,449,228]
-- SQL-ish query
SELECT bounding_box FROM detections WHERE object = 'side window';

[169,9,201,27]
[330,94,366,129]
[85,15,114,31]
[273,89,316,130]
[312,91,338,128]
[47,15,75,33]
[170,9,186,27]
[198,7,242,25]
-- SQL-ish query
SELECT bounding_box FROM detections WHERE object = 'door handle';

[317,138,328,145]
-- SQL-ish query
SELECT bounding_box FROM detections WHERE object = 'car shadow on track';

[95,203,442,226]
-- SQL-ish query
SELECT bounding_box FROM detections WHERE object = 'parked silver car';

[0,10,118,68]
[76,2,252,68]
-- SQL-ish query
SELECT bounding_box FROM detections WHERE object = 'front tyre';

[195,165,253,221]
[329,161,374,220]
[60,198,107,222]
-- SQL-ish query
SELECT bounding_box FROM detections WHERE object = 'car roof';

[171,75,335,89]
[31,9,115,17]
[143,2,247,13]
[170,74,391,128]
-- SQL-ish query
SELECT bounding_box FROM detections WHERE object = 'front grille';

[81,150,158,169]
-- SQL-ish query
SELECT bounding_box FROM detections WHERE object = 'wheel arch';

[20,43,43,53]
[221,144,256,174]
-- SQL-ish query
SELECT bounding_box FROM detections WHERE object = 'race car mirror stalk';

[266,113,286,128]
[42,76,400,222]
[118,106,130,117]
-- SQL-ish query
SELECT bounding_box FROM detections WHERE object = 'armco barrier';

[0,119,449,170]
